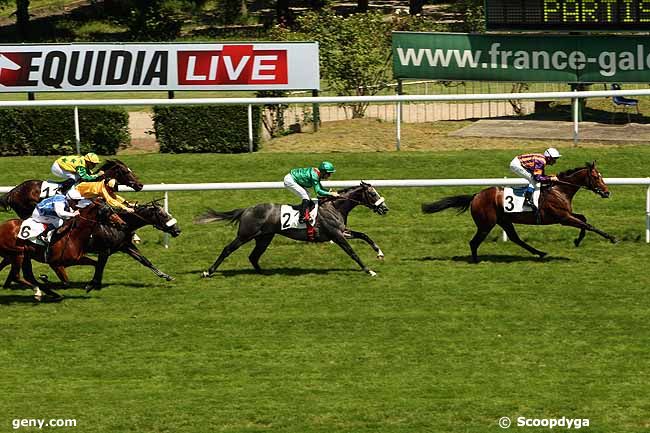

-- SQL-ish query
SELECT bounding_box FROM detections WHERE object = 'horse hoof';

[611,238,619,244]
[538,252,548,258]
[164,275,175,281]
[85,284,98,293]
[201,271,211,278]
[367,270,377,277]
[573,239,580,247]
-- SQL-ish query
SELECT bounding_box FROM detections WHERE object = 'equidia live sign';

[0,43,320,92]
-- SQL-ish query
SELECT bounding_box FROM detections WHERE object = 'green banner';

[393,32,650,82]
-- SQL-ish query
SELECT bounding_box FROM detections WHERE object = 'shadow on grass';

[182,267,356,277]
[0,293,91,305]
[411,254,571,263]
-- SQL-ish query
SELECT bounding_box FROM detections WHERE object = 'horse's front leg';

[122,243,174,281]
[560,214,618,244]
[332,231,377,276]
[86,251,110,292]
[344,230,384,260]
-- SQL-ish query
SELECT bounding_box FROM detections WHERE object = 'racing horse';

[80,200,181,291]
[0,200,125,300]
[0,159,144,219]
[197,181,389,277]
[421,162,617,262]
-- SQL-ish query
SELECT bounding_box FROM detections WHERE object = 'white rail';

[0,87,646,151]
[1,178,649,245]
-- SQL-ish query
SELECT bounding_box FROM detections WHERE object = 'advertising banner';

[0,42,320,92]
[393,32,650,82]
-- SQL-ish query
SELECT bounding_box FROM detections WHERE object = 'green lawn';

[0,149,649,433]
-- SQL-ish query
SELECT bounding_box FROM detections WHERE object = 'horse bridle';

[330,186,386,212]
[130,203,178,232]
[553,168,604,195]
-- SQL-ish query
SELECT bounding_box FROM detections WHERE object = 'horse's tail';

[195,208,246,225]
[422,194,475,215]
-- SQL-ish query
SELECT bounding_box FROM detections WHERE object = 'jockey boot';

[59,178,76,194]
[298,199,311,224]
[524,190,538,213]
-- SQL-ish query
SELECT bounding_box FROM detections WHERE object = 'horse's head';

[101,160,144,192]
[342,181,389,215]
[558,162,610,198]
[134,200,181,237]
[585,161,610,198]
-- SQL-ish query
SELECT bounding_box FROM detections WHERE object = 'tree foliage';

[272,9,444,118]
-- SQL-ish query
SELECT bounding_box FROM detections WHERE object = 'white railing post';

[502,177,508,242]
[74,106,81,155]
[572,93,579,146]
[247,104,253,153]
[164,189,169,249]
[396,101,401,151]
[646,185,650,243]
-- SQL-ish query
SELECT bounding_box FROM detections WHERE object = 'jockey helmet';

[84,152,100,164]
[106,178,117,189]
[318,161,336,174]
[543,148,561,159]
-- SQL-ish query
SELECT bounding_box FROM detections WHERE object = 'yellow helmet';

[84,152,100,164]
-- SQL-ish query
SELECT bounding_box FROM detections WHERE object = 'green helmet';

[318,161,336,174]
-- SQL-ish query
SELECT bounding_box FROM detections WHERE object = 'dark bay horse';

[197,182,389,277]
[421,162,617,262]
[0,159,144,219]
[0,201,124,300]
[81,200,182,291]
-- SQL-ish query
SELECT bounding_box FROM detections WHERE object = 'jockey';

[510,147,561,212]
[51,152,105,191]
[283,161,339,224]
[73,178,135,213]
[31,193,80,244]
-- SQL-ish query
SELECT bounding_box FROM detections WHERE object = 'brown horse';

[421,162,617,262]
[0,159,144,219]
[0,201,124,300]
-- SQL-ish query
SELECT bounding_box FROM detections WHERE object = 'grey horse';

[196,181,389,277]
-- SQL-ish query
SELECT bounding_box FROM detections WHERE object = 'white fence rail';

[0,87,648,151]
[2,178,650,245]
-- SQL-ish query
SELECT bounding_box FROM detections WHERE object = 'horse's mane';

[336,183,369,194]
[558,163,591,177]
[99,159,127,171]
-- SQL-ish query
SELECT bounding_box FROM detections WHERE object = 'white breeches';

[51,162,79,181]
[510,157,537,189]
[283,173,310,200]
[30,212,63,228]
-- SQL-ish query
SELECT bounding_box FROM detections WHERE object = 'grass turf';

[0,149,649,433]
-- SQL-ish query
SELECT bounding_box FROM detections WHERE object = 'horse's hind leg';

[572,214,587,247]
[203,236,253,277]
[249,234,275,273]
[498,221,547,258]
[469,209,497,263]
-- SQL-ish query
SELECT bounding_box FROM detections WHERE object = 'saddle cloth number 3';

[280,203,319,230]
[503,187,540,213]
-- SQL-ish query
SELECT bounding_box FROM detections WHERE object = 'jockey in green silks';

[283,161,338,224]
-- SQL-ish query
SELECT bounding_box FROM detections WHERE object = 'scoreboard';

[485,0,650,30]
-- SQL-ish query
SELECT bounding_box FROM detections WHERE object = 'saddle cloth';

[18,218,50,245]
[503,187,541,213]
[40,180,63,199]
[279,201,319,230]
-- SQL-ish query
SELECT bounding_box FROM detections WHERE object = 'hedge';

[153,105,262,153]
[0,107,130,156]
